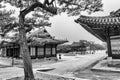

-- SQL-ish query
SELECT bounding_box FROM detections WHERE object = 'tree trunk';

[19,14,35,80]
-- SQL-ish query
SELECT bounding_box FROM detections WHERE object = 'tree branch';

[21,2,57,17]
[1,23,18,36]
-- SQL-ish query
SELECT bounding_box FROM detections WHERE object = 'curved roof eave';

[75,20,106,42]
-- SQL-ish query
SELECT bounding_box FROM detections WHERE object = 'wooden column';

[28,46,30,53]
[55,45,57,57]
[51,45,52,56]
[18,47,20,58]
[106,28,112,57]
[44,45,46,57]
[13,48,14,58]
[35,46,38,58]
[12,47,14,66]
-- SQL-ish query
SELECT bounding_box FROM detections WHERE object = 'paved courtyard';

[0,50,107,80]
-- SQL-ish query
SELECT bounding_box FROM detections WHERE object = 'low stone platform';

[91,59,120,73]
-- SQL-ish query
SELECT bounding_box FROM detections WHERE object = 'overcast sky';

[2,0,120,44]
[46,0,120,44]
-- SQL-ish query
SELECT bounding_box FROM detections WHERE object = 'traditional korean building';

[2,28,68,59]
[75,9,120,59]
[70,41,87,54]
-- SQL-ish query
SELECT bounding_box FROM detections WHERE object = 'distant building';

[70,41,87,54]
[1,28,68,59]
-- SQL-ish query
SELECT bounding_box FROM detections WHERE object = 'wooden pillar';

[105,28,113,65]
[55,45,57,57]
[13,47,14,58]
[14,47,16,58]
[51,45,52,56]
[35,46,38,58]
[44,45,46,57]
[106,28,112,57]
[18,46,20,58]
[12,47,14,66]
[28,46,30,53]
[8,47,10,57]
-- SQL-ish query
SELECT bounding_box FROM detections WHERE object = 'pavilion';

[75,9,120,60]
[70,41,87,54]
[1,28,68,59]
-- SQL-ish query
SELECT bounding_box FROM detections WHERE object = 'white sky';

[2,0,120,44]
[46,0,120,44]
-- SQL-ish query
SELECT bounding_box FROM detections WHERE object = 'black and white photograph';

[0,0,119,80]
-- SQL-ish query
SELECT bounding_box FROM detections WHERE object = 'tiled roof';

[76,15,120,28]
[27,28,68,46]
[70,42,86,47]
[2,28,68,47]
[28,38,68,46]
[75,13,120,42]
[27,28,52,38]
